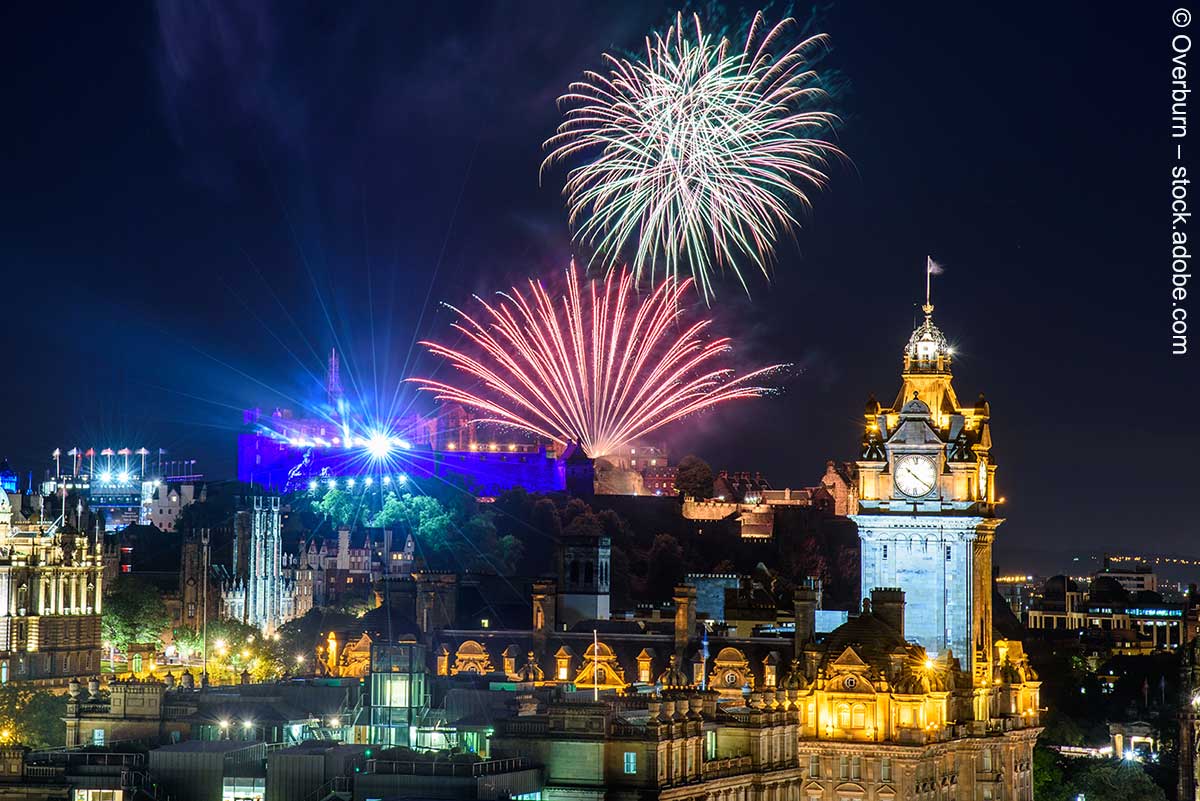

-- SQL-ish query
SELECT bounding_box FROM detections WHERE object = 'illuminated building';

[42,447,199,532]
[220,497,296,633]
[236,349,568,496]
[1093,557,1158,594]
[1026,573,1191,650]
[682,462,859,539]
[1181,638,1200,799]
[0,460,17,494]
[0,492,104,683]
[63,674,360,749]
[146,481,203,531]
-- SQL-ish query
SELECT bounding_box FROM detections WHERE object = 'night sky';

[0,2,1188,569]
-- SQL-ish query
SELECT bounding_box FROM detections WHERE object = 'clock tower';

[851,299,1001,689]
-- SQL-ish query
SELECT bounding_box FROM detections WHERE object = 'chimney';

[793,580,819,648]
[532,580,557,644]
[871,587,905,638]
[382,528,394,573]
[673,585,697,655]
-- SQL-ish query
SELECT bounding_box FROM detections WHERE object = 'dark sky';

[0,2,1188,569]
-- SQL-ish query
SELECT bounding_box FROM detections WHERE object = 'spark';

[542,11,843,302]
[409,265,783,459]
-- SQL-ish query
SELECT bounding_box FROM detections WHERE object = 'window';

[852,705,867,729]
[837,704,851,729]
[624,752,637,774]
[881,757,892,781]
[982,747,993,771]
[946,545,952,561]
[809,754,820,778]
[839,756,848,780]
[851,756,861,780]
[882,544,888,560]
[92,728,105,746]
[706,730,717,760]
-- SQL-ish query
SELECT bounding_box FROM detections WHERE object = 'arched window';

[837,704,851,729]
[852,704,867,729]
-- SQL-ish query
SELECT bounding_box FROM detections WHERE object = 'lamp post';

[201,528,210,682]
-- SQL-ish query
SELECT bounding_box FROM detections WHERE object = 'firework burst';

[542,11,843,302]
[408,266,784,459]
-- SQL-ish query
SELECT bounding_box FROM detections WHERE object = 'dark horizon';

[0,1,1189,568]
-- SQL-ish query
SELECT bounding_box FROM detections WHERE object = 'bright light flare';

[410,265,783,458]
[542,11,843,301]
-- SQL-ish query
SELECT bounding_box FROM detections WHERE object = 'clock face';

[894,455,937,497]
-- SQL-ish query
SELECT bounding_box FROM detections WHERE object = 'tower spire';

[326,348,344,408]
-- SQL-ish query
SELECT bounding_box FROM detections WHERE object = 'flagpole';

[592,628,599,701]
[925,256,931,309]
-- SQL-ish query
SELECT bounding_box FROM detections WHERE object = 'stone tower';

[229,496,285,632]
[556,526,610,628]
[850,299,1002,688]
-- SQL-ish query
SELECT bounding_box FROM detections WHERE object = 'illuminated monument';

[237,350,568,495]
[852,293,1001,687]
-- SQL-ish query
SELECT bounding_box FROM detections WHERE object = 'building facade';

[221,497,295,633]
[852,302,1000,685]
[0,492,104,684]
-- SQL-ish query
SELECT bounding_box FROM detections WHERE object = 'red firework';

[408,265,783,459]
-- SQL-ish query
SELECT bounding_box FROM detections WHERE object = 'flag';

[927,256,944,275]
[67,448,79,457]
[85,448,95,457]
[158,448,167,455]
[52,448,61,458]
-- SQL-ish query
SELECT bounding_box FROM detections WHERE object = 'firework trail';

[408,265,784,458]
[542,11,843,302]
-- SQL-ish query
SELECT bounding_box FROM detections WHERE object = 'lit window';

[881,757,891,781]
[624,752,637,774]
[809,755,820,778]
[92,728,105,746]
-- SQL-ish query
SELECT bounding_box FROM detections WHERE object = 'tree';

[318,489,370,529]
[103,577,170,652]
[0,686,66,748]
[1033,746,1069,801]
[643,533,685,600]
[675,455,714,500]
[1066,758,1166,801]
